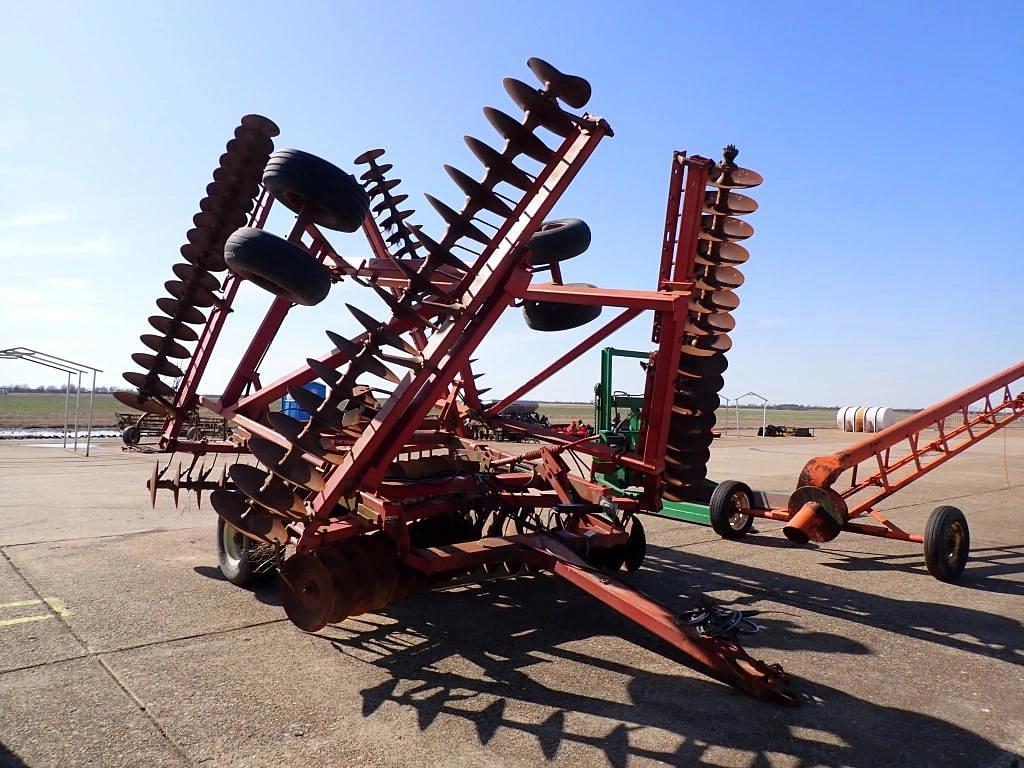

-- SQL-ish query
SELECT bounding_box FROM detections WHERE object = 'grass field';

[0,392,985,434]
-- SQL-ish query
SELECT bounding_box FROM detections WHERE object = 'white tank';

[836,407,849,430]
[870,407,896,431]
[844,407,858,432]
[863,406,880,433]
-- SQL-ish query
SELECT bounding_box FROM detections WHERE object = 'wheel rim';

[945,521,966,564]
[728,491,751,531]
[221,522,246,570]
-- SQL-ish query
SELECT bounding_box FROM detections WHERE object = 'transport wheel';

[527,218,591,266]
[708,480,754,540]
[523,283,602,331]
[217,516,274,586]
[262,148,370,232]
[121,426,140,446]
[225,227,332,306]
[923,505,970,582]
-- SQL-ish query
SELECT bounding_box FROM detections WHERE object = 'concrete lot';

[0,432,1021,767]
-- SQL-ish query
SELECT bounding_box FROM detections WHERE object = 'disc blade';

[354,148,386,164]
[249,437,326,492]
[122,371,175,398]
[444,165,513,216]
[211,489,289,547]
[171,262,221,292]
[483,107,553,164]
[526,57,592,109]
[131,352,184,379]
[140,333,191,360]
[359,163,393,181]
[113,390,172,415]
[307,358,343,388]
[708,165,764,190]
[684,312,735,336]
[156,297,206,326]
[700,215,755,242]
[502,78,575,137]
[148,315,199,342]
[703,190,758,216]
[689,290,740,313]
[696,240,749,266]
[229,463,304,518]
[696,266,745,291]
[374,194,409,215]
[464,136,534,191]
[164,280,216,308]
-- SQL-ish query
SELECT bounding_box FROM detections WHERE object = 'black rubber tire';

[708,480,755,540]
[121,426,140,446]
[262,149,370,232]
[217,517,274,586]
[225,227,331,306]
[527,219,591,266]
[523,283,602,331]
[924,505,970,582]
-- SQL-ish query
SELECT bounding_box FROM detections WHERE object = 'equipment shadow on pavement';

[315,552,1018,768]
[0,742,29,768]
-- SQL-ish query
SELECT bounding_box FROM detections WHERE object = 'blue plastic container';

[280,382,327,422]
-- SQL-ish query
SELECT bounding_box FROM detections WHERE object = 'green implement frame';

[592,347,714,525]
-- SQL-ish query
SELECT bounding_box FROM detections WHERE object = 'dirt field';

[0,431,1020,767]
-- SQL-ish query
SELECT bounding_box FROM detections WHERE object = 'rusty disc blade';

[287,386,343,429]
[346,304,417,354]
[708,165,763,190]
[349,355,399,385]
[526,57,592,109]
[180,243,227,273]
[122,371,175,398]
[678,351,728,379]
[249,437,326,492]
[696,240,749,266]
[268,412,346,462]
[279,552,336,632]
[165,280,217,308]
[700,215,755,242]
[365,178,401,197]
[140,333,191,360]
[224,134,275,158]
[336,539,376,616]
[315,546,360,622]
[113,390,172,415]
[685,312,735,336]
[697,266,745,291]
[675,389,721,412]
[502,78,576,137]
[325,330,362,362]
[156,297,206,326]
[212,490,287,547]
[148,315,200,343]
[416,231,471,272]
[464,135,535,191]
[171,262,221,293]
[193,208,249,234]
[353,148,386,165]
[677,374,725,397]
[373,194,409,215]
[689,289,740,313]
[131,352,184,379]
[307,358,343,388]
[665,445,711,466]
[378,209,414,231]
[359,163,393,181]
[703,190,758,216]
[424,194,490,245]
[229,464,304,518]
[238,113,280,137]
[444,165,513,216]
[360,534,400,612]
[483,107,553,164]
[686,333,732,354]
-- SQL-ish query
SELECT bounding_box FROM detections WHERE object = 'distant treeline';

[0,385,129,394]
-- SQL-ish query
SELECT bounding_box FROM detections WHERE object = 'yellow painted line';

[0,614,52,628]
[0,597,71,628]
[0,599,44,609]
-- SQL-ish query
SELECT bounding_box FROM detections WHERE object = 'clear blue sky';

[0,1,1021,408]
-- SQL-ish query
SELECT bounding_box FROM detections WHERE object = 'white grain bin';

[869,407,896,432]
[836,407,850,430]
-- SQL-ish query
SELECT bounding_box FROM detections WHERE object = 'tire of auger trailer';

[923,505,970,582]
[217,517,275,587]
[262,149,370,232]
[523,283,602,331]
[527,219,591,266]
[708,480,755,540]
[224,227,332,306]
